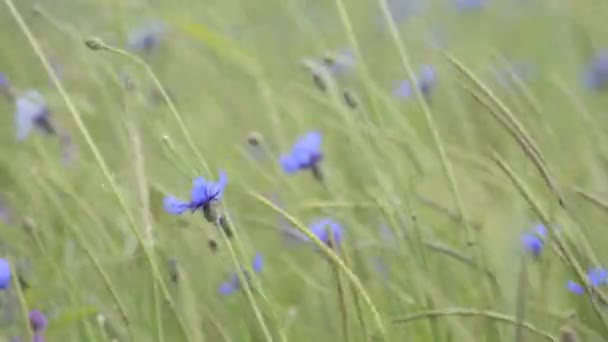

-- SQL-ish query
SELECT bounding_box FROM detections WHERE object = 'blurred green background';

[1,0,608,341]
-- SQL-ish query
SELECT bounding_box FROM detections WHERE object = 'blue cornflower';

[127,20,167,53]
[567,281,585,295]
[280,131,323,174]
[163,171,228,216]
[0,258,11,289]
[393,65,437,99]
[218,254,263,296]
[15,90,55,141]
[521,223,547,257]
[455,0,486,11]
[309,218,344,247]
[567,267,608,295]
[583,50,608,90]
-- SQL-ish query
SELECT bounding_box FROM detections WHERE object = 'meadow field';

[1,0,608,341]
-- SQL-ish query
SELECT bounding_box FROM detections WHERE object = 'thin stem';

[215,218,274,342]
[2,1,192,340]
[9,258,32,342]
[250,192,386,337]
[392,308,558,342]
[331,259,350,342]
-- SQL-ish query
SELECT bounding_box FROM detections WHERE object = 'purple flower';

[567,267,608,295]
[127,20,167,53]
[309,218,344,247]
[0,258,11,289]
[163,171,228,216]
[521,224,547,257]
[15,90,55,141]
[455,0,486,11]
[29,310,48,332]
[393,65,437,99]
[218,254,263,296]
[583,50,608,90]
[280,131,323,174]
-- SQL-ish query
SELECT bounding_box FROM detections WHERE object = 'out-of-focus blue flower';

[380,0,428,26]
[29,310,48,332]
[393,65,437,99]
[567,267,608,295]
[14,90,55,141]
[218,253,263,296]
[0,258,11,289]
[567,281,585,295]
[309,218,344,247]
[588,267,608,287]
[163,171,228,215]
[127,20,167,53]
[455,0,486,11]
[521,223,547,257]
[324,49,356,76]
[0,73,9,89]
[280,131,323,174]
[583,50,608,90]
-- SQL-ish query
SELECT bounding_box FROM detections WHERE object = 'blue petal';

[521,233,543,256]
[588,268,608,287]
[252,253,263,273]
[217,171,228,191]
[567,281,585,295]
[191,177,209,205]
[0,258,11,290]
[280,154,300,174]
[295,131,322,152]
[393,80,412,98]
[211,171,228,200]
[534,224,547,237]
[218,281,237,295]
[163,196,190,215]
[310,218,343,246]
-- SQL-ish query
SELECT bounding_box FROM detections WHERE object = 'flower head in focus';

[219,253,263,296]
[163,171,228,217]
